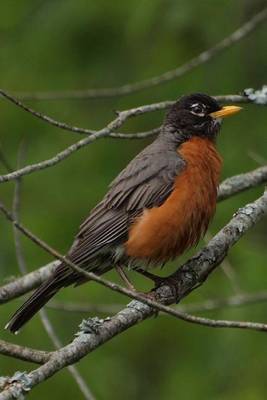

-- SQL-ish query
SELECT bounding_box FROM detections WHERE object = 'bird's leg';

[134,268,178,290]
[115,266,159,305]
[115,265,136,292]
[134,268,165,285]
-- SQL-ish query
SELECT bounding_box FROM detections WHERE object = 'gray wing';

[68,142,185,267]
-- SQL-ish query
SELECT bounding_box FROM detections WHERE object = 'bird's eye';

[190,103,205,116]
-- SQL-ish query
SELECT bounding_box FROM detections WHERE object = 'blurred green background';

[1,1,267,399]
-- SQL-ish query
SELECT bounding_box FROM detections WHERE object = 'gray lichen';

[244,86,267,105]
[0,371,31,399]
[76,317,106,335]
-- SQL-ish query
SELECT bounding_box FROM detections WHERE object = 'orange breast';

[125,137,222,264]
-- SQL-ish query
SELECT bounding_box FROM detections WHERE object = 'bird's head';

[163,93,242,142]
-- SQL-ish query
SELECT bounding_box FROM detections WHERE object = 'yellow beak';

[209,105,242,119]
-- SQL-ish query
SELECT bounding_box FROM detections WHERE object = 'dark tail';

[6,273,63,334]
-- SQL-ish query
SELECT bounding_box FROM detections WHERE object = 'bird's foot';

[135,268,179,302]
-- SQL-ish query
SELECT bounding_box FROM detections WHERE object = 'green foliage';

[0,1,267,398]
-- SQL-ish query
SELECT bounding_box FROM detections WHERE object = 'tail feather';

[6,277,61,334]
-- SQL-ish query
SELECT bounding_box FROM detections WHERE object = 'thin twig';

[109,127,161,139]
[12,142,27,274]
[0,340,51,364]
[0,144,13,172]
[7,7,267,101]
[248,150,267,166]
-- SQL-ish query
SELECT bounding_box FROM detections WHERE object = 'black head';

[163,93,241,142]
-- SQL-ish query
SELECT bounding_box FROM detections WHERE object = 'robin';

[6,93,241,333]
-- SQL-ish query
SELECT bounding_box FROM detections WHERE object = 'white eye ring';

[190,103,205,116]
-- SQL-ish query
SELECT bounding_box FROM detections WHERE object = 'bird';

[6,93,241,333]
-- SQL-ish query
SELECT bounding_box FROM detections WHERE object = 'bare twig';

[109,126,161,139]
[0,340,51,364]
[218,257,242,293]
[248,150,267,166]
[7,7,267,101]
[12,142,27,274]
[0,144,13,173]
